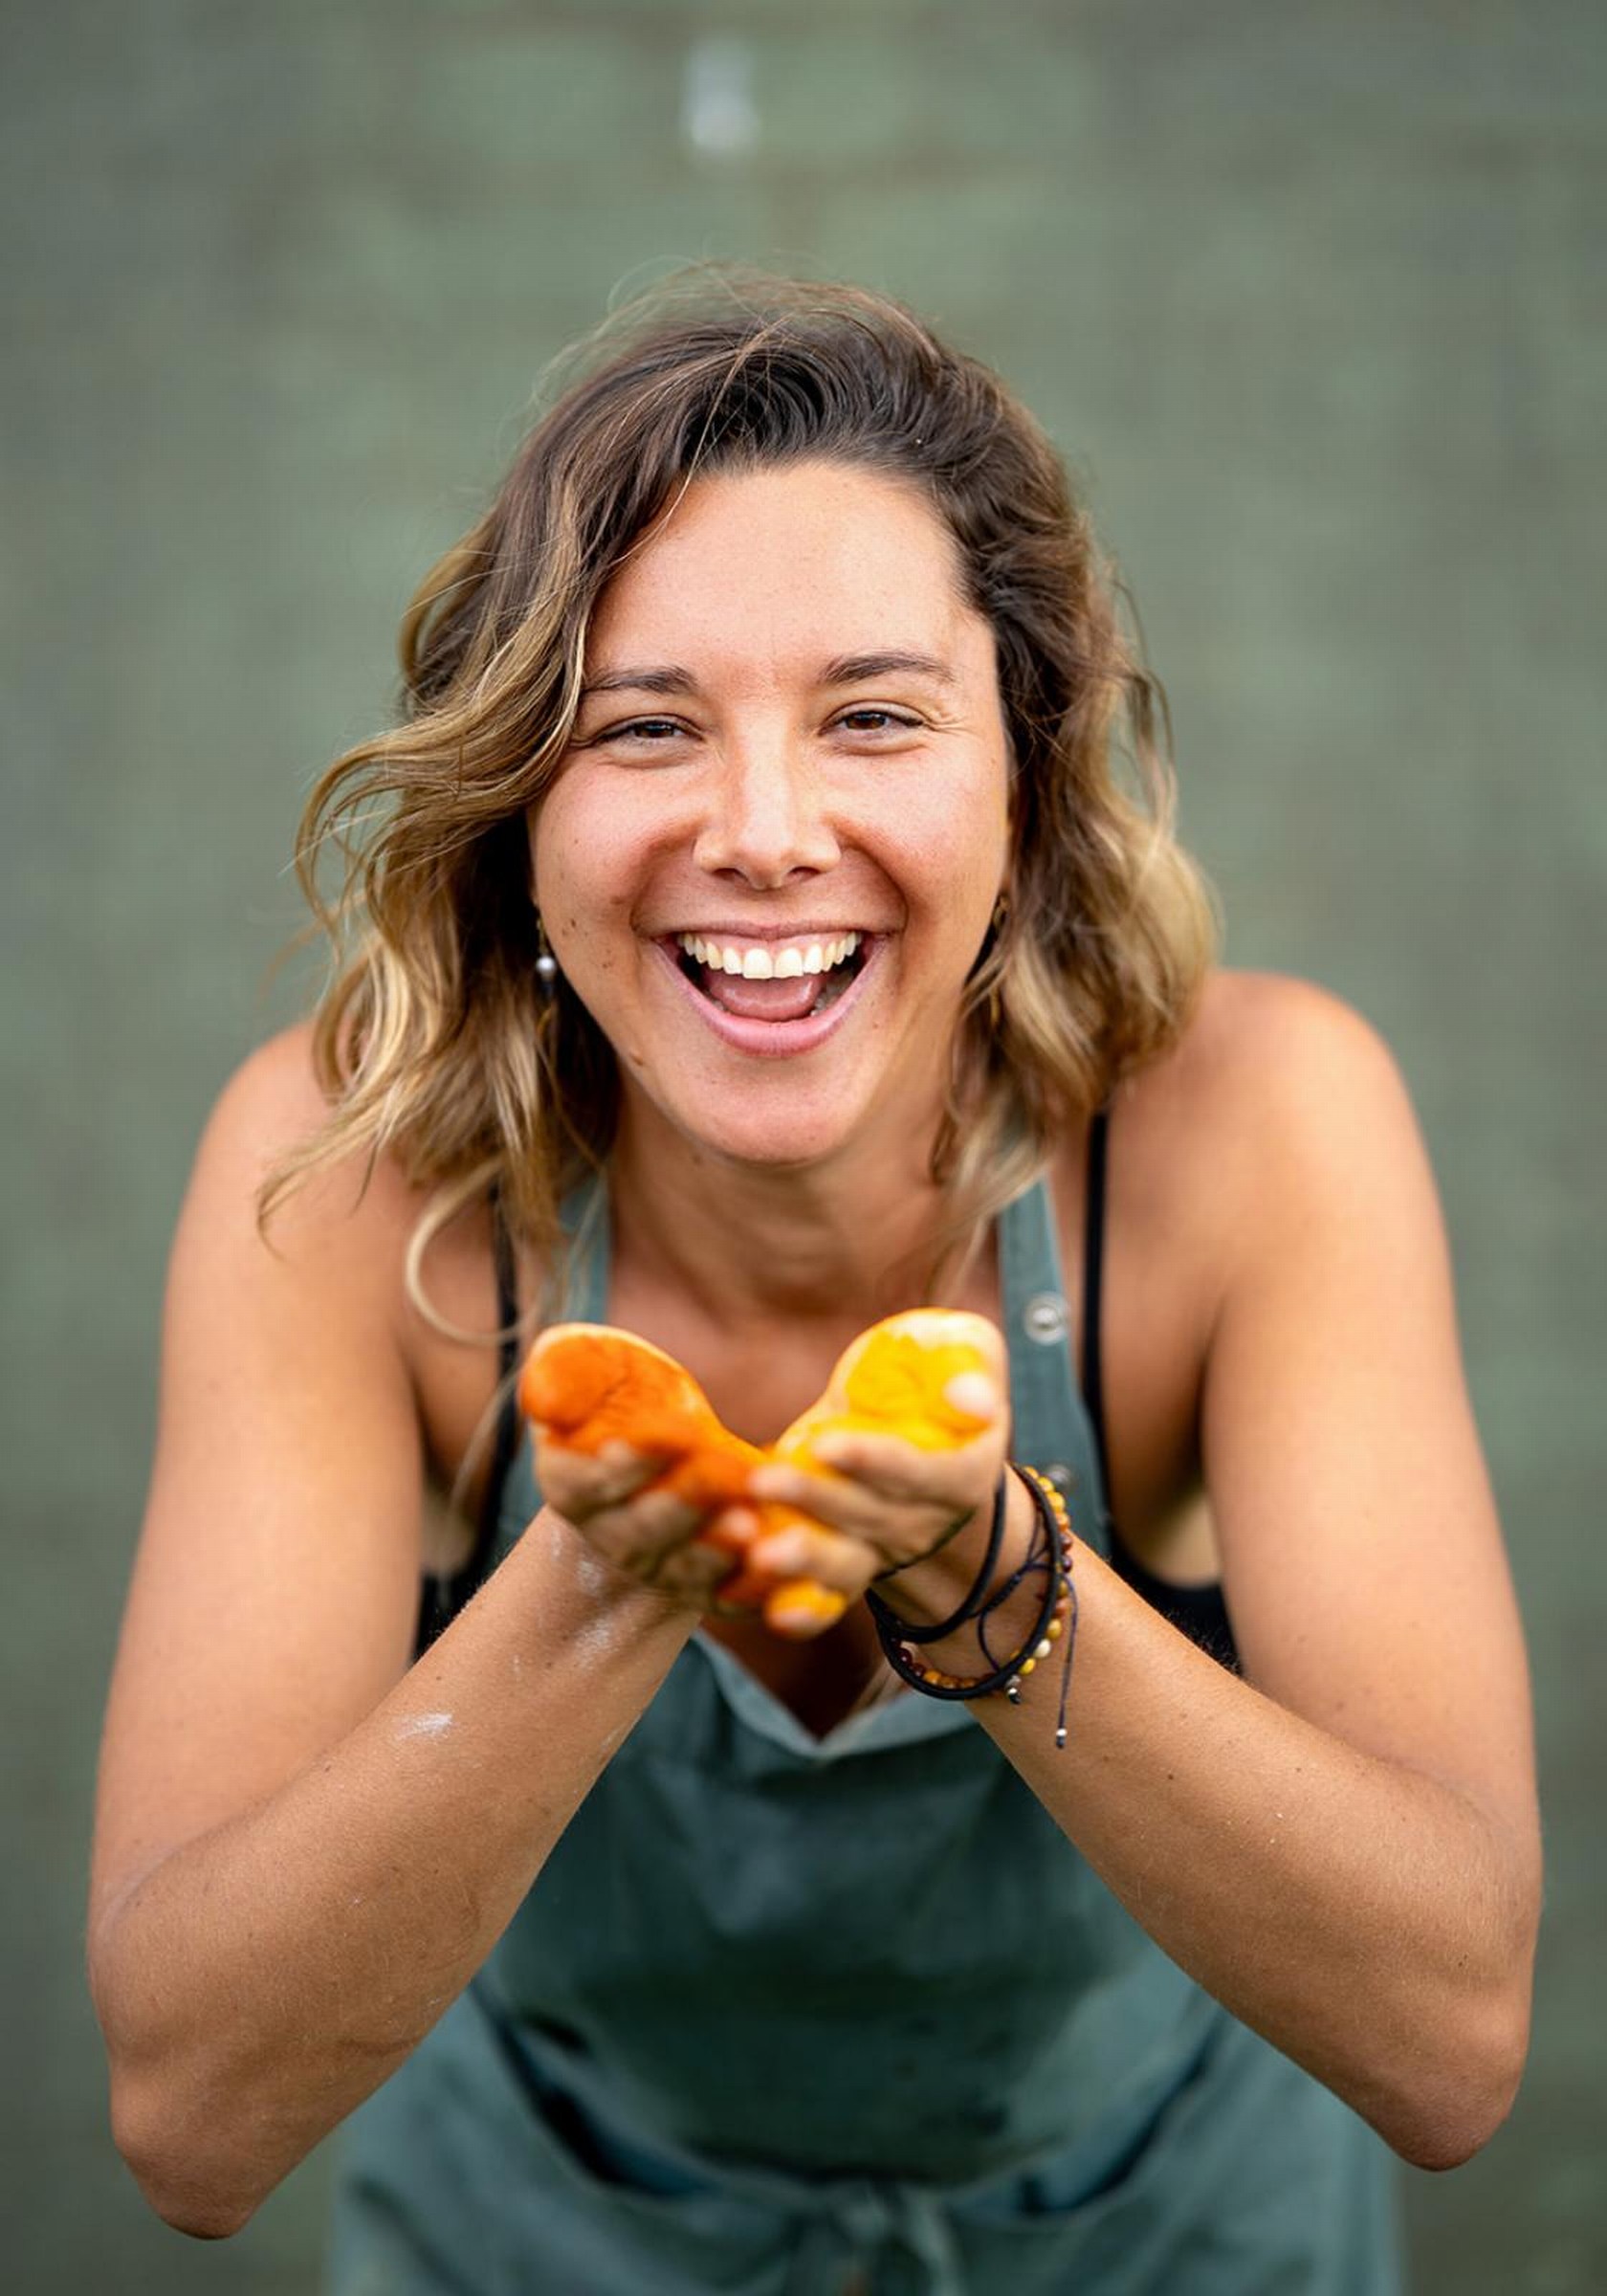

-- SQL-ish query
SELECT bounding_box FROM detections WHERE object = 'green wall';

[6,3,1601,2287]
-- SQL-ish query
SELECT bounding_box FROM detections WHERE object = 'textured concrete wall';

[5,3,1601,2287]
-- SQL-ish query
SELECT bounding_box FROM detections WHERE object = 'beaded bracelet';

[867,1464,1078,1750]
[866,1468,1050,1680]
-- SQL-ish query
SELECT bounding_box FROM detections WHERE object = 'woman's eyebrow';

[580,651,958,701]
[820,651,958,691]
[579,665,698,699]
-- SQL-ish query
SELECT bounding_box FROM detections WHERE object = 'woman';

[89,277,1540,2295]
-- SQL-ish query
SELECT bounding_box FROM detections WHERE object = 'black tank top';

[1080,1109,1239,1668]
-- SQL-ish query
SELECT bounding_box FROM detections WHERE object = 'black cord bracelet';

[869,1464,1078,1749]
[865,1471,1008,1646]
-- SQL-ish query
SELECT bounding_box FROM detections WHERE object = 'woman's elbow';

[109,2066,265,2241]
[1376,1977,1532,2173]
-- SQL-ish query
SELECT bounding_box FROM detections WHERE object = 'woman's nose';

[691,740,842,887]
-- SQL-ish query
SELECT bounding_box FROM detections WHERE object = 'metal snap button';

[1023,1291,1068,1345]
[1046,1462,1076,1491]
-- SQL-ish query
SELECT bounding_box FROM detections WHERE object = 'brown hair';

[267,271,1216,1307]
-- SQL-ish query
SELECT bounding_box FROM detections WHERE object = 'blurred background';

[5,1,1602,2287]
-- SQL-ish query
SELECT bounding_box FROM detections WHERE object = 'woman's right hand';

[532,1432,755,1607]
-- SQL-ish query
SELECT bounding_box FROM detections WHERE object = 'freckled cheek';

[531,797,662,963]
[863,791,1006,919]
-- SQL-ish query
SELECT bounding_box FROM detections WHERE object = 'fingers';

[538,1447,800,1613]
[797,1431,953,1500]
[943,1367,1000,1422]
[536,1436,717,1593]
[745,1522,883,1596]
[537,1435,666,1519]
[753,1429,1001,1524]
[578,1486,712,1583]
[536,1399,1007,1625]
[764,1581,851,1641]
[748,1411,1003,1583]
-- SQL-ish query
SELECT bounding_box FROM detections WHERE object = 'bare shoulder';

[1117,969,1437,1273]
[160,1020,429,1541]
[187,1022,418,1277]
[195,1028,537,1490]
[1134,967,1417,1137]
[209,1018,331,1136]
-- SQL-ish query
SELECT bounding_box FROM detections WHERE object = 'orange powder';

[519,1312,996,1638]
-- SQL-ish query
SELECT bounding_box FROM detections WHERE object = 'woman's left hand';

[736,1352,1010,1622]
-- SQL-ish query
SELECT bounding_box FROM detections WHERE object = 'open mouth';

[673,932,870,1025]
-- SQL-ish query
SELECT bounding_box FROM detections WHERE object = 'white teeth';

[674,931,864,978]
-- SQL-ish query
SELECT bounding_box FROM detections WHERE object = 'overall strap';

[996,1132,1112,1561]
[552,1168,611,1325]
[423,1159,1114,1648]
[1080,1105,1114,1506]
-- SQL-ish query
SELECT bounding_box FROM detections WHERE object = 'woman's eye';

[581,709,921,749]
[594,718,688,746]
[834,709,922,736]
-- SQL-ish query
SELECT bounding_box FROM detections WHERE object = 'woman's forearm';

[884,1488,1539,2169]
[89,1514,695,2238]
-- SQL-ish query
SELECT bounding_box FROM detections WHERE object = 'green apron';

[326,1178,1401,2293]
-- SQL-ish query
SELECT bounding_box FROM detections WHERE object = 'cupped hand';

[533,1433,749,1609]
[527,1312,1010,1638]
[740,1359,1011,1622]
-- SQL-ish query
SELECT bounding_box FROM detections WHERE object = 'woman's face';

[530,458,1012,1175]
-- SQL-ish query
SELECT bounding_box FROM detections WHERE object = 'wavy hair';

[265,271,1217,1314]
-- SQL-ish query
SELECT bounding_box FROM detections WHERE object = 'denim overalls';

[327,1177,1399,2294]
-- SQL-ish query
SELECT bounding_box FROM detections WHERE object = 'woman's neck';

[605,1101,962,1331]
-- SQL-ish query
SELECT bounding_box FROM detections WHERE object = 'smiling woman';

[262,277,1211,1286]
[88,275,1538,2296]
[534,457,1016,1171]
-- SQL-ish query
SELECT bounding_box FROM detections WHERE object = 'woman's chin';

[660,1096,865,1175]
[614,1057,897,1178]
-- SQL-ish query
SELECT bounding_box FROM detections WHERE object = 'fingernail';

[751,1535,803,1575]
[944,1371,998,1418]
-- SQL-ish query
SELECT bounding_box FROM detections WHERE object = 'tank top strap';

[997,1170,1112,1562]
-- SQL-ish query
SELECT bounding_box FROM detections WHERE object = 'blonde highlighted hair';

[267,271,1217,1304]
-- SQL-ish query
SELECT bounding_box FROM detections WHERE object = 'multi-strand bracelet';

[866,1464,1078,1750]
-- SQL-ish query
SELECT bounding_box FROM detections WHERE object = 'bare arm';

[88,1037,695,2237]
[761,980,1541,2169]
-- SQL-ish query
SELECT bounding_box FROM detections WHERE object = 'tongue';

[699,966,824,1023]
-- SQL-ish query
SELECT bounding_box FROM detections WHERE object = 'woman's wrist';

[536,1508,706,1642]
[869,1468,1079,1746]
[870,1470,1040,1664]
